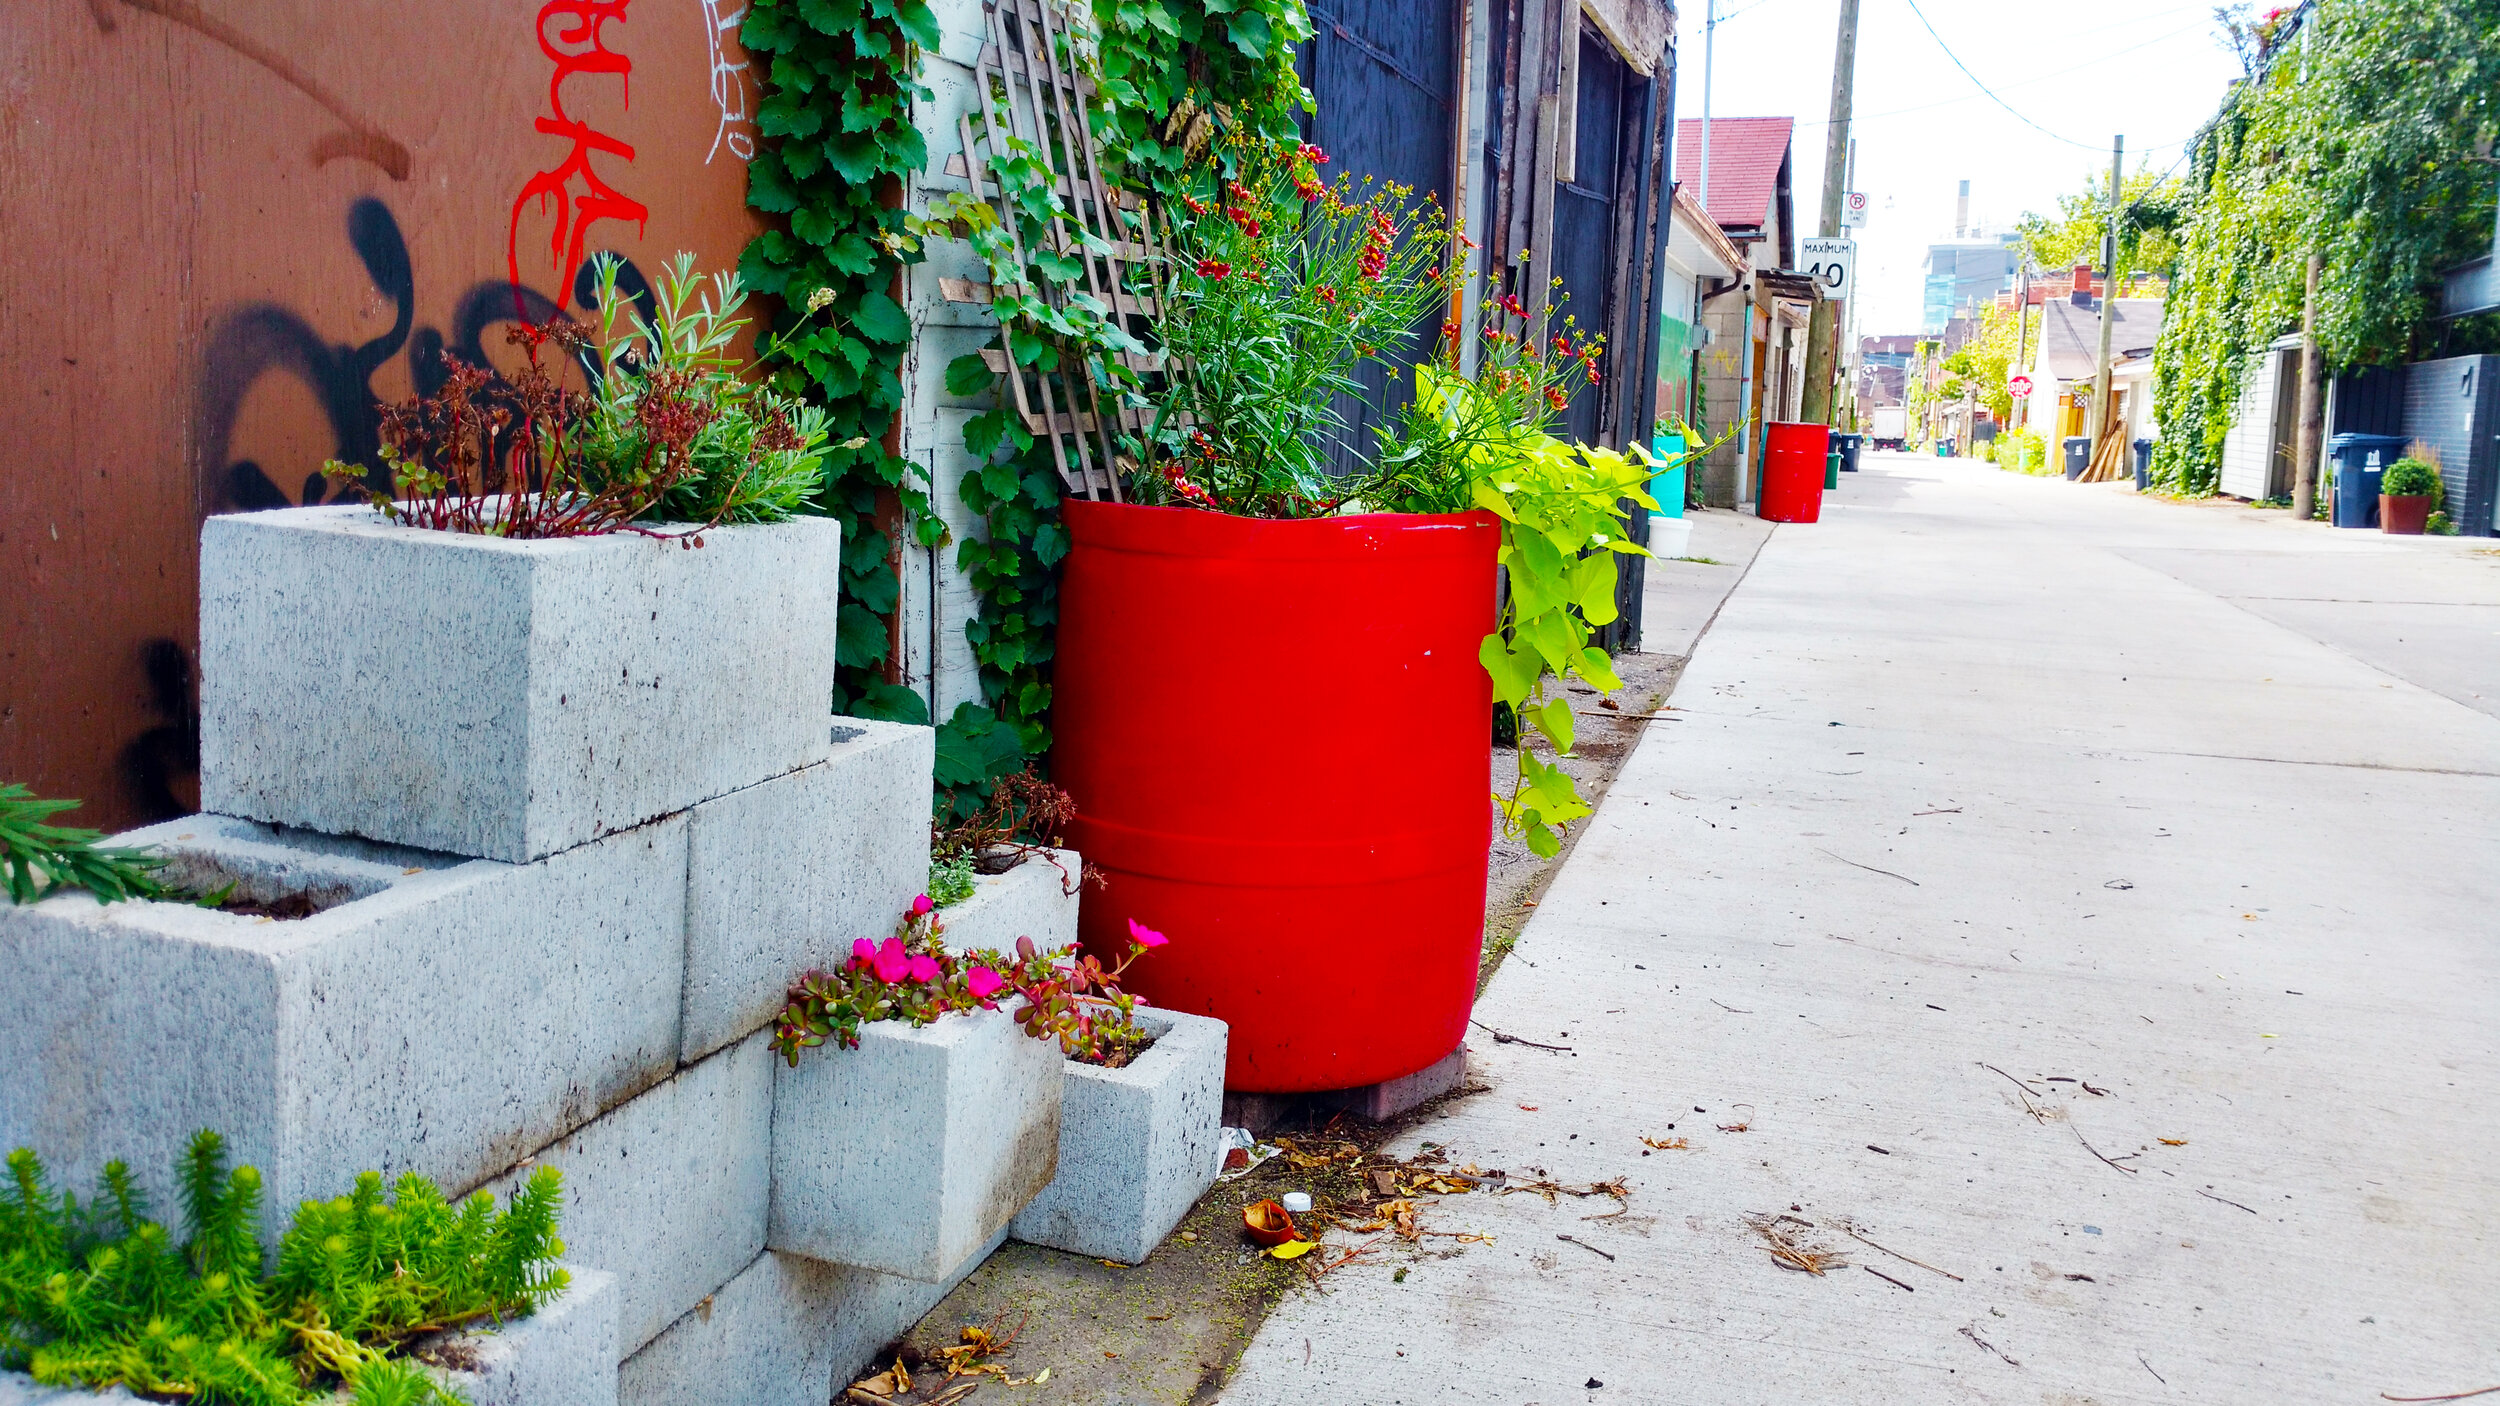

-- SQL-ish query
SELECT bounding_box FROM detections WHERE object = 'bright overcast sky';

[1673,0,2247,335]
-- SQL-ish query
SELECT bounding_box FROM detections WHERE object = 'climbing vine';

[2151,0,2500,492]
[739,0,942,722]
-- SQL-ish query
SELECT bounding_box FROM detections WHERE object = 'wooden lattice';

[940,0,1173,502]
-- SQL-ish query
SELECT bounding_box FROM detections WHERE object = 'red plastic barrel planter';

[1053,502,1499,1091]
[1759,421,1831,523]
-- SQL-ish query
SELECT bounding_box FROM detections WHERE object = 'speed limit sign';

[1801,237,1855,300]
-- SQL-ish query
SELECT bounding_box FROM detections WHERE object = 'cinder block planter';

[476,1032,774,1357]
[199,506,841,863]
[1009,1009,1228,1264]
[678,721,933,1063]
[617,1235,1000,1406]
[933,846,1081,956]
[0,1268,617,1406]
[768,1007,1060,1282]
[423,1264,621,1406]
[0,813,686,1236]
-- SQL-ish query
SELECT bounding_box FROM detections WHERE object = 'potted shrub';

[2379,453,2442,535]
[765,900,1175,1281]
[1010,139,1659,1094]
[199,256,849,863]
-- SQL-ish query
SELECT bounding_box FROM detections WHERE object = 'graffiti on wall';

[700,0,756,163]
[196,198,649,515]
[511,0,648,316]
[89,0,412,180]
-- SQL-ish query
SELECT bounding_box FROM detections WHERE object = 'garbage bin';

[2327,432,2408,529]
[1759,422,1830,523]
[2062,436,2091,480]
[1824,447,1842,491]
[1836,433,1863,472]
[1935,440,1952,458]
[2131,438,2154,492]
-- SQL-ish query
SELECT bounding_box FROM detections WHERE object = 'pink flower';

[1128,918,1169,948]
[907,953,941,984]
[967,966,1004,1000]
[912,894,935,916]
[871,937,912,984]
[851,937,878,968]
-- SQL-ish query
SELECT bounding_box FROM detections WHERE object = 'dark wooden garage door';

[1302,0,1459,480]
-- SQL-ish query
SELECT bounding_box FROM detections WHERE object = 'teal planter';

[1648,433,1687,519]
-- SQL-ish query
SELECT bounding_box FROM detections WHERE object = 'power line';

[1894,0,2111,150]
[1798,14,2213,129]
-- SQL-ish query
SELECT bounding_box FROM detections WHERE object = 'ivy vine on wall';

[739,0,944,723]
[2150,0,2500,493]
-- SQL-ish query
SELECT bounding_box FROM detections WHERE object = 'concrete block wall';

[199,511,844,863]
[935,846,1083,956]
[0,500,968,1404]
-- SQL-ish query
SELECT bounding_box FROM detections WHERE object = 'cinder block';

[934,846,1081,957]
[768,1009,1060,1281]
[678,723,932,1063]
[200,506,841,862]
[475,1034,772,1357]
[0,814,686,1237]
[617,1236,1001,1406]
[431,1265,620,1406]
[1010,1010,1228,1264]
[0,1271,616,1406]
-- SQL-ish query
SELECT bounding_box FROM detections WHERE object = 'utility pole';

[1698,0,1716,212]
[2088,134,2124,469]
[2290,252,2325,516]
[1799,0,1860,426]
[2012,263,2030,434]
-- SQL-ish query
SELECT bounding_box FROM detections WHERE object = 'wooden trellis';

[940,0,1172,502]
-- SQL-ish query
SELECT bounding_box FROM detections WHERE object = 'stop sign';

[2008,373,2035,398]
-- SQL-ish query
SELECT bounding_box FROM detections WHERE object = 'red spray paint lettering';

[509,0,648,315]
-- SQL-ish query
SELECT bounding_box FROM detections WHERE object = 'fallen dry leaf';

[1269,1239,1318,1260]
[2160,1137,2187,1146]
[1643,1136,1690,1150]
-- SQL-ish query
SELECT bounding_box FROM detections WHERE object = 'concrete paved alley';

[1221,454,2500,1404]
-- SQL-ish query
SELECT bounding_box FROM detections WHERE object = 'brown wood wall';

[1,0,764,830]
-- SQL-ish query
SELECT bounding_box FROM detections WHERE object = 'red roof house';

[1673,117,1795,267]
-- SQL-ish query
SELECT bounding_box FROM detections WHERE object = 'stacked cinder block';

[0,510,978,1404]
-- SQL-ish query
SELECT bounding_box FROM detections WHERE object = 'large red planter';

[1759,421,1830,523]
[1053,501,1499,1091]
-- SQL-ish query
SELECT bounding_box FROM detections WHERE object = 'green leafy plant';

[1131,140,1451,515]
[926,852,978,909]
[1,1131,566,1404]
[562,253,839,526]
[739,0,940,723]
[2152,0,2500,492]
[772,897,1163,1067]
[325,254,839,541]
[2381,456,2443,502]
[1,784,164,905]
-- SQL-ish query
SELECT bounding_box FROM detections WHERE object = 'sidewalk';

[1219,454,2500,1403]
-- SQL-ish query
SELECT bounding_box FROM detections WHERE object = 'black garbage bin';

[2131,438,2154,492]
[2326,432,2408,529]
[2062,437,2091,480]
[1835,433,1863,472]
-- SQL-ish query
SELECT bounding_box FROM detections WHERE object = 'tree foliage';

[2152,0,2500,492]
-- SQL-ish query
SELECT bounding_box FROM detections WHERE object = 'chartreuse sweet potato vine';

[2,1131,567,1405]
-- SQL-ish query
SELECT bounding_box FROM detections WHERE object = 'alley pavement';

[1221,455,2500,1404]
